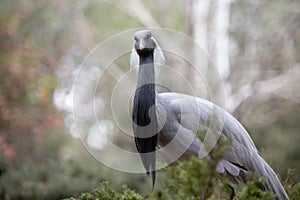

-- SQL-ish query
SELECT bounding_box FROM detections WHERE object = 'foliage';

[67,181,144,200]
[234,179,275,200]
[284,169,300,200]
[66,138,299,200]
[66,156,300,200]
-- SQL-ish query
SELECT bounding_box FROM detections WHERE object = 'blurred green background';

[0,0,299,199]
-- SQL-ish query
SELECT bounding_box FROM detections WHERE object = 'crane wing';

[157,92,288,199]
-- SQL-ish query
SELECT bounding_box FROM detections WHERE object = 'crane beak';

[139,42,145,50]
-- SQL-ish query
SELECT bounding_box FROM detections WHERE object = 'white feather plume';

[130,46,139,71]
[130,37,165,71]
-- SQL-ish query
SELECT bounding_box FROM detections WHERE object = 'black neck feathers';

[132,52,158,187]
[133,54,156,127]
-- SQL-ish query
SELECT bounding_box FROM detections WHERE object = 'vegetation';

[65,149,300,200]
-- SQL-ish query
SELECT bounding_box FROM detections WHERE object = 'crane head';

[130,30,165,71]
[134,30,156,56]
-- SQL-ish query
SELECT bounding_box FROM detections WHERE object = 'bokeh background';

[0,0,299,199]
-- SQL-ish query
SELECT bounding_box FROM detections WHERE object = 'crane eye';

[146,35,151,40]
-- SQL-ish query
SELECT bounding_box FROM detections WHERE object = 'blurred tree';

[178,0,300,181]
[229,1,300,181]
[0,0,87,165]
[0,1,154,199]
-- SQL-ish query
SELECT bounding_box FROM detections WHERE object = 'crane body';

[131,30,288,199]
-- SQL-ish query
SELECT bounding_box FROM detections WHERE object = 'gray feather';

[156,92,288,199]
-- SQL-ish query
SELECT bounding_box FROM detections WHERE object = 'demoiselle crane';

[131,30,288,199]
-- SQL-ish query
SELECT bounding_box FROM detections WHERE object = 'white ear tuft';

[130,44,139,71]
[153,38,165,67]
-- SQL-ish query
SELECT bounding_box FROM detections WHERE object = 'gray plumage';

[131,30,288,199]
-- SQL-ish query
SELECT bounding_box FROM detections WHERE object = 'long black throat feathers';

[133,53,158,188]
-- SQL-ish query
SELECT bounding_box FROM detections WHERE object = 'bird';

[131,30,288,200]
